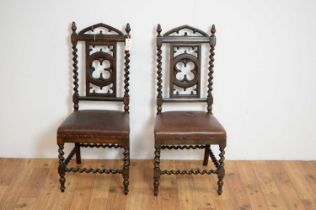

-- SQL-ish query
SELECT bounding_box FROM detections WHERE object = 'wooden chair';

[153,24,226,195]
[57,22,131,195]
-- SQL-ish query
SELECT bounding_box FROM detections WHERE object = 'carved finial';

[211,24,216,35]
[157,24,162,36]
[125,23,131,37]
[210,24,216,47]
[71,21,77,32]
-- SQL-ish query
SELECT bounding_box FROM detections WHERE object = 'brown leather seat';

[57,110,129,141]
[155,111,226,141]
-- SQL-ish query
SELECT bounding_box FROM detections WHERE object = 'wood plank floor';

[0,159,315,210]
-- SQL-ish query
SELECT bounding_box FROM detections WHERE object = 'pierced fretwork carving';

[78,23,124,36]
[85,42,117,97]
[170,44,201,98]
[164,25,209,37]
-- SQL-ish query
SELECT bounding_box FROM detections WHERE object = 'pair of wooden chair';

[57,22,226,196]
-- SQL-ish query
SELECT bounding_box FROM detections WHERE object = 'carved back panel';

[156,24,216,113]
[170,44,201,98]
[85,41,117,97]
[71,22,131,112]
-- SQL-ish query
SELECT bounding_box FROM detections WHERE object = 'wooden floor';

[0,159,315,210]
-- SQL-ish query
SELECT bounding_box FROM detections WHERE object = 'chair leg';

[153,146,161,196]
[122,147,130,195]
[209,147,220,168]
[75,143,81,164]
[217,143,226,195]
[203,144,210,166]
[58,143,66,192]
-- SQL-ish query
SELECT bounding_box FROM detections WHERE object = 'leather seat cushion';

[57,110,129,139]
[154,111,226,141]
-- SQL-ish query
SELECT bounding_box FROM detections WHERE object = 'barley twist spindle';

[207,24,216,114]
[217,143,226,195]
[71,22,79,111]
[156,24,163,114]
[123,23,131,113]
[153,146,161,195]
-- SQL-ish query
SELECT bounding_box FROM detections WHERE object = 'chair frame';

[57,22,131,195]
[153,24,226,195]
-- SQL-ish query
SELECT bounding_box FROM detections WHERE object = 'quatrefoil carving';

[88,53,114,87]
[173,55,199,90]
[86,43,117,97]
[170,45,201,98]
[91,59,111,80]
[175,61,196,82]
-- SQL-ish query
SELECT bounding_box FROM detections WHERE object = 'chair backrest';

[71,22,131,112]
[156,24,216,114]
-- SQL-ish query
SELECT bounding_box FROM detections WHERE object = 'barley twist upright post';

[71,22,79,111]
[156,24,163,114]
[207,24,216,114]
[124,23,131,113]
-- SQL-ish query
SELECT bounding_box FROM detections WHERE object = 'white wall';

[0,0,316,160]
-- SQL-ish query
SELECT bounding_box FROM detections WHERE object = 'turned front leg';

[153,146,161,196]
[58,143,66,192]
[217,143,226,195]
[122,147,130,195]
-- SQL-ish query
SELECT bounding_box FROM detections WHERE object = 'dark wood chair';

[57,22,131,195]
[153,24,226,195]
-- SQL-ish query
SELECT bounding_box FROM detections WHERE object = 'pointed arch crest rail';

[157,25,213,44]
[75,23,126,42]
